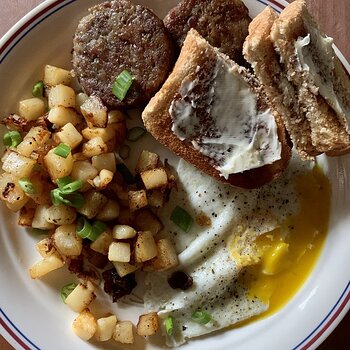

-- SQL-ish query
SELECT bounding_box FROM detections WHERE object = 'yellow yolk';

[237,165,331,325]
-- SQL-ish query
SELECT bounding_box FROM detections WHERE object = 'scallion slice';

[18,178,36,194]
[126,127,146,142]
[116,163,135,185]
[32,81,44,98]
[119,144,130,160]
[112,70,133,101]
[191,310,211,325]
[53,143,71,158]
[165,316,174,335]
[170,206,193,233]
[51,188,84,208]
[3,130,22,148]
[60,282,77,302]
[60,179,83,194]
[76,217,92,239]
[56,176,72,189]
[90,221,107,241]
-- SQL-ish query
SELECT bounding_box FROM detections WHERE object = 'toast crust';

[142,29,291,189]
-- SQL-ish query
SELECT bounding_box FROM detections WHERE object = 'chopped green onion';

[32,80,44,98]
[116,163,135,185]
[165,316,174,335]
[3,130,22,147]
[18,178,35,194]
[170,206,193,233]
[112,70,133,101]
[60,282,77,302]
[91,221,107,240]
[76,217,92,239]
[51,188,84,208]
[31,228,49,235]
[56,176,72,189]
[60,180,83,194]
[126,127,146,142]
[53,143,71,158]
[191,310,212,325]
[119,144,130,160]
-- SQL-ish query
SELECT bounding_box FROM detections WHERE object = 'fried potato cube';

[82,125,116,142]
[112,225,137,240]
[151,239,179,271]
[55,123,83,150]
[18,98,46,121]
[90,230,113,255]
[65,281,96,313]
[90,169,113,190]
[95,199,120,221]
[140,167,168,190]
[112,262,140,277]
[36,237,55,258]
[136,312,159,336]
[113,321,134,344]
[2,151,36,178]
[71,160,98,192]
[29,251,64,278]
[17,126,51,157]
[128,190,148,212]
[135,150,159,173]
[133,209,163,235]
[48,106,79,126]
[32,205,55,230]
[82,137,108,158]
[18,206,35,226]
[135,231,158,263]
[72,309,97,341]
[80,95,108,128]
[44,65,72,86]
[44,204,77,225]
[147,189,165,208]
[44,149,73,180]
[95,315,118,342]
[108,242,131,263]
[52,224,82,257]
[48,84,75,108]
[91,153,116,172]
[77,190,108,219]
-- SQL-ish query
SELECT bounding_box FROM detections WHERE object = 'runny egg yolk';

[238,165,331,324]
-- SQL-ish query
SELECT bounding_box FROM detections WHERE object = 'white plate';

[0,0,349,349]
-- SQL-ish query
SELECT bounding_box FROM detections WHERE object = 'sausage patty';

[73,0,174,109]
[164,0,251,66]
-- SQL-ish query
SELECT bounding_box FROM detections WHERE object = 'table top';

[0,0,349,349]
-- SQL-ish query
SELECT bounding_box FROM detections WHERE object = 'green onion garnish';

[116,163,135,185]
[3,130,22,148]
[112,70,133,101]
[60,282,77,302]
[18,178,36,194]
[53,143,71,158]
[91,221,107,240]
[56,176,73,189]
[51,189,84,208]
[170,206,193,233]
[32,81,44,98]
[60,180,83,194]
[76,217,92,239]
[191,310,212,325]
[165,316,174,335]
[126,127,146,142]
[119,144,130,160]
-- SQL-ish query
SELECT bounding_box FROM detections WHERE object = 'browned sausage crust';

[164,0,251,66]
[73,0,174,109]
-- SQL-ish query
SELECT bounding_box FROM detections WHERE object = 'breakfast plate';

[0,0,349,350]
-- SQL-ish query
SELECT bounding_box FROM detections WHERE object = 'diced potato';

[2,151,36,178]
[0,172,29,212]
[16,137,38,158]
[91,153,116,173]
[90,230,113,255]
[65,281,96,313]
[44,204,76,225]
[140,168,168,190]
[36,237,55,257]
[82,137,108,158]
[44,149,73,180]
[77,190,107,219]
[133,209,163,235]
[147,189,165,208]
[95,199,120,221]
[72,309,97,341]
[52,224,82,257]
[48,84,75,108]
[44,65,72,86]
[128,190,148,212]
[48,106,79,126]
[151,239,179,271]
[32,205,56,230]
[82,125,116,142]
[90,169,113,190]
[18,98,46,121]
[29,251,64,278]
[108,110,126,124]
[75,92,89,112]
[71,160,98,192]
[113,261,140,277]
[95,315,118,342]
[113,321,134,344]
[135,150,159,173]
[80,95,108,128]
[108,242,130,262]
[18,206,35,226]
[136,312,159,336]
[17,126,51,157]
[27,173,53,205]
[112,225,137,240]
[135,231,158,263]
[55,123,83,149]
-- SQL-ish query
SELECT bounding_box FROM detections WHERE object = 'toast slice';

[142,29,291,189]
[243,7,318,160]
[270,0,350,155]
